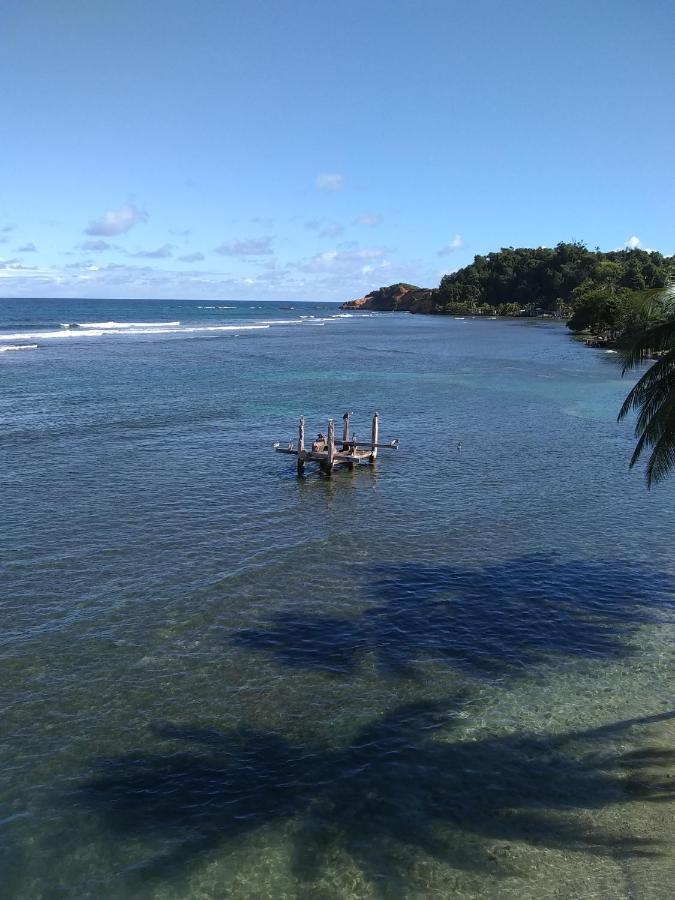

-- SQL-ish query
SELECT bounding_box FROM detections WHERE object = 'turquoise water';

[2,300,675,899]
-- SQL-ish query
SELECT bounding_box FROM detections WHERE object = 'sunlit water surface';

[2,299,674,899]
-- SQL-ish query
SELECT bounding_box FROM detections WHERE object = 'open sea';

[2,297,675,899]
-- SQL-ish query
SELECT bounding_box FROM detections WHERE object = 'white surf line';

[2,324,272,341]
[0,343,39,352]
[60,321,181,328]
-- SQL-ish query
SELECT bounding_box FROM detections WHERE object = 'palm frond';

[619,318,675,374]
[618,352,675,421]
[622,372,675,486]
[618,309,675,485]
[646,429,675,487]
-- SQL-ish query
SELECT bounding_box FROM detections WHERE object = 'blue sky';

[1,0,673,301]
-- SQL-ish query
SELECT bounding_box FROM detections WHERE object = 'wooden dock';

[274,411,399,475]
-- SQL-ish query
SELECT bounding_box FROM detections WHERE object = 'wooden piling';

[321,418,336,475]
[275,411,397,473]
[328,418,336,473]
[297,416,305,475]
[342,411,350,449]
[370,411,379,464]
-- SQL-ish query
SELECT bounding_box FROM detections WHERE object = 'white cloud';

[0,258,50,278]
[623,235,657,252]
[17,242,37,252]
[315,172,345,192]
[354,212,382,226]
[178,252,205,263]
[0,237,432,301]
[301,247,386,274]
[84,203,148,236]
[214,237,273,256]
[437,234,463,255]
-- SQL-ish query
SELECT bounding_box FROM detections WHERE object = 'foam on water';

[2,312,359,345]
[60,321,182,328]
[0,343,38,352]
[1,323,273,341]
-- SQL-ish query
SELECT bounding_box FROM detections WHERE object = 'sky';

[1,0,674,302]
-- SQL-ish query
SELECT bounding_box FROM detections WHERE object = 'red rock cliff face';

[341,283,435,313]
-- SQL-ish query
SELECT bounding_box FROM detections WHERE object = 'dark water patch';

[233,612,364,675]
[232,555,675,680]
[354,345,418,355]
[78,701,674,895]
[0,409,238,446]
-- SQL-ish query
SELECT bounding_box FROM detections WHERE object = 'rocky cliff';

[341,282,436,313]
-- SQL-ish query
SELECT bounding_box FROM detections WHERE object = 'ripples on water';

[2,299,675,898]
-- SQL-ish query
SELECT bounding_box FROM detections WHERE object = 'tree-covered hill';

[342,242,674,337]
[436,242,672,317]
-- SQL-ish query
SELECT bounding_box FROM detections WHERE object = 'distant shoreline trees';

[345,243,674,339]
[344,244,675,485]
[434,244,675,487]
[434,242,672,330]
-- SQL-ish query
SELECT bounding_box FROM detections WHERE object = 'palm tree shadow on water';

[230,554,675,679]
[79,700,675,897]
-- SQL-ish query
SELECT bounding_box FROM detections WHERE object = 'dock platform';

[274,412,398,475]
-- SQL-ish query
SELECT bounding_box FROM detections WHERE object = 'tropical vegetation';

[435,242,672,323]
[618,310,675,487]
[345,243,674,334]
[344,243,675,485]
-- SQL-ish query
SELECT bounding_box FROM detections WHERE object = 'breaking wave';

[1,310,363,347]
[0,343,39,352]
[60,321,181,329]
[1,324,271,341]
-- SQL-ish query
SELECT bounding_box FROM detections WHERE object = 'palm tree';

[619,297,675,486]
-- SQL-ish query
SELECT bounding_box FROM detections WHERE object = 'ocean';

[2,297,674,899]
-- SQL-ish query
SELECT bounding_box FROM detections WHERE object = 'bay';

[1,298,674,899]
